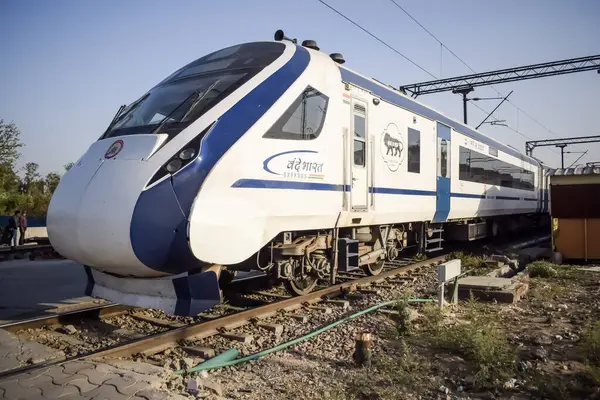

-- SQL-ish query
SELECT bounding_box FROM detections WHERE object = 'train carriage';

[48,31,549,316]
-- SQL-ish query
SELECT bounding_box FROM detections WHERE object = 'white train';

[48,31,549,315]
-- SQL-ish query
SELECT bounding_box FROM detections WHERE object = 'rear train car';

[48,31,549,316]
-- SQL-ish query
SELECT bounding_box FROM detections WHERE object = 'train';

[47,30,550,316]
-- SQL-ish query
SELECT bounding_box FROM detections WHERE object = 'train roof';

[336,64,539,165]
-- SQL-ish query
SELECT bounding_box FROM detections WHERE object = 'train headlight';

[179,148,196,160]
[145,122,215,188]
[166,159,183,173]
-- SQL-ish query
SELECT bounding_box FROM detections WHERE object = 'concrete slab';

[452,276,529,304]
[457,276,514,290]
[0,329,65,373]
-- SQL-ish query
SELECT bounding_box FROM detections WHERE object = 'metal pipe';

[359,248,385,265]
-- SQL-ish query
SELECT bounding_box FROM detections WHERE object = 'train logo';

[104,140,124,159]
[263,150,325,180]
[380,123,405,172]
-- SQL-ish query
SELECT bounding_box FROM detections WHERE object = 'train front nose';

[48,135,182,278]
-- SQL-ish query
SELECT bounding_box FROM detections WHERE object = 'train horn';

[274,29,297,44]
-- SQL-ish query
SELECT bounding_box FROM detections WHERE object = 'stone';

[188,377,223,396]
[533,334,553,346]
[533,347,548,360]
[504,378,518,389]
[308,306,332,314]
[558,304,568,310]
[182,346,215,359]
[59,324,78,335]
[181,357,196,369]
[439,385,449,394]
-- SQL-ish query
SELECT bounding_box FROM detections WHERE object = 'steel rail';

[84,255,446,361]
[0,304,133,333]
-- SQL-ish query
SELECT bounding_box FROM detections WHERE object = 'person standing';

[8,210,20,249]
[19,211,27,246]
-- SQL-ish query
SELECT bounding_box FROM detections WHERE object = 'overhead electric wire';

[386,0,564,157]
[317,0,561,159]
[316,0,437,79]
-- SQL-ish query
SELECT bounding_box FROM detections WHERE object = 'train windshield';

[102,42,285,140]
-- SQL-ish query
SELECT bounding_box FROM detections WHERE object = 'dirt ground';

[194,259,600,400]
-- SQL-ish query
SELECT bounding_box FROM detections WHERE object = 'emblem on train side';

[380,123,405,172]
[104,140,124,159]
[263,150,325,180]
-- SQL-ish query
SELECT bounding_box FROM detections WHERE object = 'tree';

[0,119,24,167]
[23,162,40,193]
[64,162,74,172]
[45,172,61,194]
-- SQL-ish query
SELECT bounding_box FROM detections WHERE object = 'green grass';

[527,260,558,278]
[582,320,600,384]
[446,251,489,274]
[428,297,515,388]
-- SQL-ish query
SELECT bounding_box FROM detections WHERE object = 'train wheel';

[362,261,385,276]
[283,274,319,296]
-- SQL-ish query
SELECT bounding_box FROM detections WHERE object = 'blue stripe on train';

[231,179,538,201]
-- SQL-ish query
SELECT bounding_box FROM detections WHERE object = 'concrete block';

[323,300,350,310]
[220,332,253,344]
[182,346,215,359]
[452,277,529,304]
[290,314,309,323]
[257,323,283,336]
[438,259,461,282]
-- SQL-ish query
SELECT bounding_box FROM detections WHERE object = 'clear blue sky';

[1,0,599,175]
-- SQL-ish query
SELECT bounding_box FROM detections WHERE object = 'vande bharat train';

[48,31,549,316]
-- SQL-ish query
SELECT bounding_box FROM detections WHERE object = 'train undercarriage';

[223,213,549,297]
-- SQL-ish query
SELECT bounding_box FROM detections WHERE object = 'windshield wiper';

[149,81,220,136]
[102,92,151,137]
[180,79,220,122]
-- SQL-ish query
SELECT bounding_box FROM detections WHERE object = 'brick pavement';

[0,359,189,399]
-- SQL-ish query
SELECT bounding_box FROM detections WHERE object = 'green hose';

[174,297,435,375]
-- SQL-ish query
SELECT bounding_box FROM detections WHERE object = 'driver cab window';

[263,86,329,140]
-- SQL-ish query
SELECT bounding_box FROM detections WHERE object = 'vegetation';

[0,119,71,217]
[582,321,600,384]
[527,260,558,278]
[446,251,490,275]
[428,296,516,388]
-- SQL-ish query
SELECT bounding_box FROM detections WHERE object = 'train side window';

[440,139,448,178]
[263,86,329,140]
[407,128,420,173]
[353,109,366,166]
[458,145,534,191]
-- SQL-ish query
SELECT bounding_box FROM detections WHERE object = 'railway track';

[0,254,443,380]
[0,232,549,381]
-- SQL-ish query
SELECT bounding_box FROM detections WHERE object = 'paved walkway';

[0,359,187,399]
[0,259,93,323]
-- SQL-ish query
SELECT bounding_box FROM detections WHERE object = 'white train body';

[48,36,548,315]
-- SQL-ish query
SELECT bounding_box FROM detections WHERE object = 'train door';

[432,123,451,222]
[350,100,368,211]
